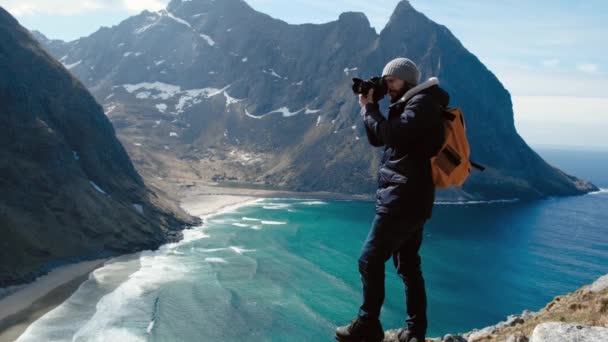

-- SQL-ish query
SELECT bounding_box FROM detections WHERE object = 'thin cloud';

[541,59,560,67]
[1,0,107,16]
[122,0,168,12]
[0,0,169,16]
[577,63,600,74]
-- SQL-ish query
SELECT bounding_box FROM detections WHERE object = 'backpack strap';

[470,160,486,171]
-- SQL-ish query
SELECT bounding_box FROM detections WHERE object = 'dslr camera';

[352,77,388,104]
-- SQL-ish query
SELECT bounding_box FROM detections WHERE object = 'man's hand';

[358,88,374,108]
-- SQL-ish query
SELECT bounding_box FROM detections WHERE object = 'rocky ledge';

[383,273,608,341]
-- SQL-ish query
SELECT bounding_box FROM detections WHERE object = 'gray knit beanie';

[382,57,421,86]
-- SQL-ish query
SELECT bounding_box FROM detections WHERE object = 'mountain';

[35,0,597,201]
[0,7,200,287]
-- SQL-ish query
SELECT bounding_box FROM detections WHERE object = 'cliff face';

[34,0,596,200]
[0,7,200,287]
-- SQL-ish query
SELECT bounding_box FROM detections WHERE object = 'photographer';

[336,58,449,342]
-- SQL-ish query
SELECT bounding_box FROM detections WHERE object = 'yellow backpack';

[431,107,485,188]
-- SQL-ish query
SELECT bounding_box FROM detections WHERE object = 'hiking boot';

[335,317,384,342]
[397,327,424,342]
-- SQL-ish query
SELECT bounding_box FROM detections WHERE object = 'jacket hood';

[390,77,449,108]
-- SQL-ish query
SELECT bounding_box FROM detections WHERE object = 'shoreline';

[0,259,107,342]
[0,192,258,342]
[1,186,605,341]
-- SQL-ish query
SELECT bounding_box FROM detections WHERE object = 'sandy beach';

[0,183,372,341]
[0,191,259,342]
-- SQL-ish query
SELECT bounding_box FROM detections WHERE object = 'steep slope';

[0,7,200,287]
[36,0,596,201]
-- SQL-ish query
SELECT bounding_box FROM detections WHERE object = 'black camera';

[352,77,388,103]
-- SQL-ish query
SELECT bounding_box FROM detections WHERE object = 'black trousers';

[357,213,428,337]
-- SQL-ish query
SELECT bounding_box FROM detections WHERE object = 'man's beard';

[389,88,407,104]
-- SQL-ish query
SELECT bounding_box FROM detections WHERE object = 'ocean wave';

[261,220,288,225]
[229,246,256,255]
[181,229,210,242]
[242,217,261,221]
[196,247,228,253]
[434,198,520,205]
[16,212,215,342]
[298,200,328,205]
[74,252,187,340]
[232,222,252,228]
[194,246,255,255]
[589,188,608,195]
[146,320,155,334]
[262,203,292,210]
[205,257,228,264]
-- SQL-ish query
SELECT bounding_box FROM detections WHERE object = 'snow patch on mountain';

[64,60,81,69]
[223,92,244,108]
[199,34,215,46]
[343,67,358,75]
[263,69,282,79]
[123,82,181,100]
[164,10,192,29]
[305,108,321,114]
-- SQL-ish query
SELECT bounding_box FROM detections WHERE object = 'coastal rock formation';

[33,0,597,201]
[0,7,200,287]
[529,322,608,342]
[382,272,608,341]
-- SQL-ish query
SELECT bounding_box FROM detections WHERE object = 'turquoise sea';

[16,148,608,341]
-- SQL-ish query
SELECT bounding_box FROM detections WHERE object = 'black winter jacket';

[362,79,449,219]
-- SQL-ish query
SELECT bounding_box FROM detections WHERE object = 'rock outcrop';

[529,322,608,342]
[382,273,608,341]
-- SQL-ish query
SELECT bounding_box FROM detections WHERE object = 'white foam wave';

[18,198,267,340]
[180,229,210,243]
[146,320,155,334]
[196,247,228,253]
[17,208,217,341]
[19,251,188,341]
[298,200,328,205]
[261,220,288,225]
[434,198,520,205]
[229,246,256,255]
[242,217,261,221]
[262,203,292,210]
[589,188,608,195]
[205,257,228,264]
[232,222,252,228]
[196,246,255,255]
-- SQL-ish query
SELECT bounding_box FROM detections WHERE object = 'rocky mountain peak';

[383,0,431,33]
[337,11,370,27]
[0,6,17,26]
[168,0,254,16]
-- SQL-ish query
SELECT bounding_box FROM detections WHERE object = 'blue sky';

[1,0,607,149]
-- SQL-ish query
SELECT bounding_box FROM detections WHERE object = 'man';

[335,57,449,342]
